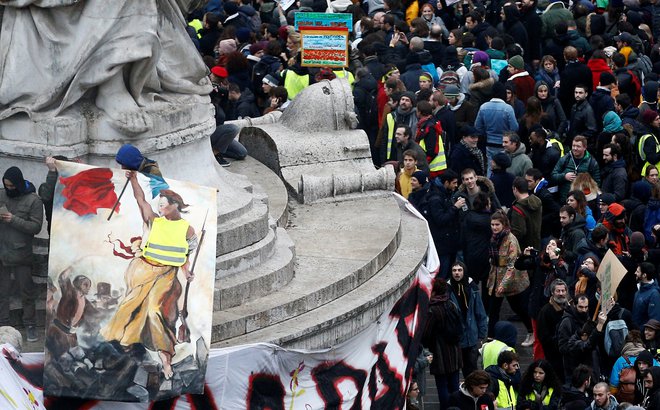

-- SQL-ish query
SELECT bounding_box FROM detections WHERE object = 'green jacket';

[0,188,43,266]
[551,151,601,202]
[541,2,573,39]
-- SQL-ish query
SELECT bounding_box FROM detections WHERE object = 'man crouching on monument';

[0,166,43,343]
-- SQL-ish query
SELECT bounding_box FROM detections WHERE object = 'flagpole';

[107,177,130,221]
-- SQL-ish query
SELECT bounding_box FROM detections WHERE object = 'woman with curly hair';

[518,360,562,410]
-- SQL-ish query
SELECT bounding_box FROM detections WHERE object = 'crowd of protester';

[7,0,660,407]
[181,0,660,408]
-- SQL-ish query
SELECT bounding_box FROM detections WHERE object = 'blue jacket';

[449,278,488,348]
[633,281,660,328]
[475,98,518,147]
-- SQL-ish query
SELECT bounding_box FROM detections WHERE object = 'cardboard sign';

[294,12,353,32]
[596,249,627,312]
[276,0,296,11]
[300,27,349,68]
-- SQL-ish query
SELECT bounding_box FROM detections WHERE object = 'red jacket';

[587,58,613,91]
[508,71,536,107]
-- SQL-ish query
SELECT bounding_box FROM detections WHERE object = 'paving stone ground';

[422,300,533,410]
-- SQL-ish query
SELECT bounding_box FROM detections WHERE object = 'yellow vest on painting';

[143,217,189,266]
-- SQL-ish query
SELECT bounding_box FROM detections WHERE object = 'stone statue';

[0,0,211,135]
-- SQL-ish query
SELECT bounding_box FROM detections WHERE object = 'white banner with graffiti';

[2,201,437,409]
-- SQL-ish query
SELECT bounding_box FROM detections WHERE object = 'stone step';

[212,201,428,349]
[210,195,402,343]
[215,228,296,311]
[216,199,269,256]
[226,156,289,228]
[216,224,277,276]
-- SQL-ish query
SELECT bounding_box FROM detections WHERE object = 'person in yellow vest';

[415,100,447,178]
[480,320,517,368]
[485,350,521,410]
[638,110,660,176]
[396,150,419,199]
[101,171,196,380]
[518,359,562,410]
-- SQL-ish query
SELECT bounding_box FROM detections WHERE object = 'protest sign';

[300,27,349,68]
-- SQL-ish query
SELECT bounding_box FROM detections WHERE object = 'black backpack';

[442,300,464,344]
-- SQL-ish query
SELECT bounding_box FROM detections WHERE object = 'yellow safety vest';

[549,138,564,157]
[481,340,515,368]
[496,379,517,410]
[143,217,189,267]
[525,387,554,406]
[333,70,355,87]
[189,19,203,38]
[638,133,660,175]
[282,70,310,100]
[419,133,447,173]
[385,113,395,160]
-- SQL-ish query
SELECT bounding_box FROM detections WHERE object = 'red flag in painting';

[59,168,119,216]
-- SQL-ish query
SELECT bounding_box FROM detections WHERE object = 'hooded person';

[480,321,517,368]
[0,166,43,342]
[643,366,660,409]
[639,81,659,120]
[115,144,161,176]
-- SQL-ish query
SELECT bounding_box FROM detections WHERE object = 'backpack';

[615,356,636,404]
[626,69,642,106]
[439,70,460,88]
[442,300,464,344]
[604,309,629,358]
[636,54,653,81]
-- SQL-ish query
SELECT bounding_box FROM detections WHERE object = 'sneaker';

[521,332,534,347]
[26,326,38,342]
[215,154,230,167]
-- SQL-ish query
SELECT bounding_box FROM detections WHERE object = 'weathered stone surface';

[237,79,395,203]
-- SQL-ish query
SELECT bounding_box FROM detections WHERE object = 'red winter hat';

[608,203,626,217]
[211,66,228,78]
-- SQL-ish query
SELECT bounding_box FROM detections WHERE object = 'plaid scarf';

[489,229,510,261]
[460,139,486,175]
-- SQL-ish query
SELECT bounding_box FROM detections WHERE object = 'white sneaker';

[521,333,534,347]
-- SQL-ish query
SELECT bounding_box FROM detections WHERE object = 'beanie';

[400,91,417,105]
[508,55,524,70]
[608,203,626,217]
[632,180,652,203]
[218,39,237,55]
[630,231,646,251]
[412,171,428,185]
[599,71,617,86]
[472,51,490,67]
[599,193,616,205]
[642,109,659,125]
[224,1,239,15]
[493,152,512,169]
[236,27,251,43]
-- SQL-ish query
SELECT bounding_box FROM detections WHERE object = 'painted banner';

[300,27,349,68]
[294,12,353,32]
[44,161,217,402]
[3,201,436,409]
[596,249,627,313]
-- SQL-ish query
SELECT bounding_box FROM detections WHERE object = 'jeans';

[434,371,460,409]
[210,124,247,159]
[0,263,36,327]
[486,146,503,177]
[486,291,532,337]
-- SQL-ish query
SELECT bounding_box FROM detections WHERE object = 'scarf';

[450,278,469,315]
[460,139,486,174]
[489,229,509,262]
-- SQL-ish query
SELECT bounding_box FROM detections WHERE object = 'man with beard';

[559,205,587,270]
[536,279,569,382]
[632,262,660,328]
[485,350,520,410]
[557,295,600,382]
[589,382,618,410]
[448,126,487,177]
[380,92,419,165]
[449,261,488,378]
[601,144,628,202]
[394,125,429,173]
[0,166,43,343]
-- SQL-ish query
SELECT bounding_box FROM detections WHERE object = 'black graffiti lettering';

[368,342,405,409]
[246,373,285,410]
[312,361,367,409]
